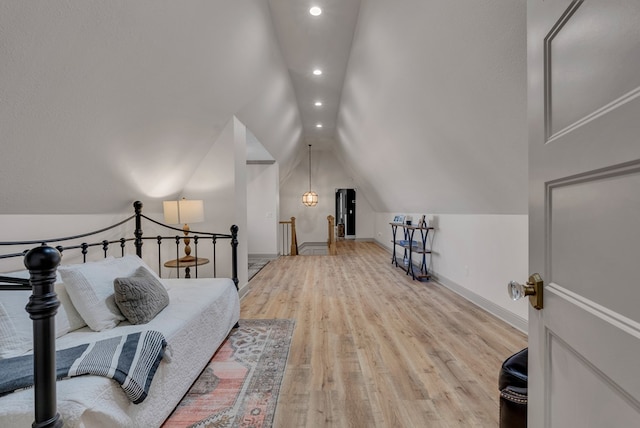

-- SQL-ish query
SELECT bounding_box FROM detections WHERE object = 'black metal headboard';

[0,201,239,428]
[0,201,239,285]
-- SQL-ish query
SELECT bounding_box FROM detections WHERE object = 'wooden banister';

[290,217,298,256]
[327,215,337,255]
[278,216,298,256]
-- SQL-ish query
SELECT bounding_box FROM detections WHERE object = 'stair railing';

[278,216,298,256]
[327,215,337,255]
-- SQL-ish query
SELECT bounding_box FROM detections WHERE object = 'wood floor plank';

[240,241,527,427]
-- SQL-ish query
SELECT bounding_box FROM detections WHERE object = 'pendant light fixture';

[302,144,318,207]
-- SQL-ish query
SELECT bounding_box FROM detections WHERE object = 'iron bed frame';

[0,201,239,428]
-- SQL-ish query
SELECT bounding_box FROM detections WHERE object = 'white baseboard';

[248,253,278,259]
[374,240,527,333]
[298,241,326,248]
[298,242,328,255]
[238,283,251,299]
[434,273,527,333]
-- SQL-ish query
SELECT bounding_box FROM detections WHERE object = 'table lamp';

[163,198,204,262]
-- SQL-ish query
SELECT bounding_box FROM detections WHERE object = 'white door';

[528,0,640,426]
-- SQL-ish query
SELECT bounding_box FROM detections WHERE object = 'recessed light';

[313,69,322,76]
[316,123,323,128]
[314,101,323,107]
[309,6,322,16]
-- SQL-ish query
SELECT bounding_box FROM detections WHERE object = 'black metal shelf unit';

[390,222,434,281]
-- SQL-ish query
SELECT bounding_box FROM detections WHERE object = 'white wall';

[280,148,376,244]
[182,117,248,289]
[356,194,375,241]
[375,212,529,331]
[0,214,135,272]
[232,117,249,290]
[0,134,250,284]
[247,163,279,256]
[0,207,178,277]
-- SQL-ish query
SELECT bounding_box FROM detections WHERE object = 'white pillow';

[12,270,86,332]
[58,255,160,332]
[0,301,30,359]
[0,284,73,359]
[56,283,86,332]
[1,269,86,332]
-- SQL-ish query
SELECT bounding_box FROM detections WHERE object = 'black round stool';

[498,348,528,428]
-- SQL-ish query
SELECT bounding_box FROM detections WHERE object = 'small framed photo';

[393,215,405,223]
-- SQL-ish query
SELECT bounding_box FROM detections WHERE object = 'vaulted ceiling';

[268,0,361,151]
[0,0,527,215]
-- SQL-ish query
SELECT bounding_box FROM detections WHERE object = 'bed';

[0,201,240,427]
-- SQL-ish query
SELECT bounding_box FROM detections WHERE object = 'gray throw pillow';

[113,267,169,325]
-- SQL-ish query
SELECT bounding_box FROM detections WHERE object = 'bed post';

[230,225,239,290]
[134,201,143,258]
[24,245,63,428]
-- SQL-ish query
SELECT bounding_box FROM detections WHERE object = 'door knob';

[508,273,543,310]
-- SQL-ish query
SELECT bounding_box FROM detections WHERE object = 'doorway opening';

[335,188,356,238]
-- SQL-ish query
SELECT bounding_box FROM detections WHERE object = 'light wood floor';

[240,241,527,427]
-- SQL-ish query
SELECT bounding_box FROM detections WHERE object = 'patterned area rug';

[163,319,295,428]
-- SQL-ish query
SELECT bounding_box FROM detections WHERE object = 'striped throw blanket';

[0,330,166,404]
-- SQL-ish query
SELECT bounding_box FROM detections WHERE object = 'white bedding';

[0,278,240,428]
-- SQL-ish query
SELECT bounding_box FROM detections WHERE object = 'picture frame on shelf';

[393,215,405,224]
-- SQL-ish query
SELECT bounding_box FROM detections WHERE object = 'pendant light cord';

[308,144,312,191]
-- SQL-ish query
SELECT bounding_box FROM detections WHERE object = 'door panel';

[550,167,640,319]
[528,0,640,426]
[548,0,640,137]
[548,334,640,427]
[545,289,640,404]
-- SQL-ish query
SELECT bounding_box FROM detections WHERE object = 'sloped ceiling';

[335,0,528,214]
[1,0,528,216]
[269,0,528,214]
[0,0,301,214]
[267,0,361,151]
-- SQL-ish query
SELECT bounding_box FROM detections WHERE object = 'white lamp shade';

[163,199,204,224]
[163,201,179,224]
[178,199,205,223]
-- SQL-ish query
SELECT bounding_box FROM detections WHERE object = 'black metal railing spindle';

[194,235,199,278]
[213,237,217,277]
[157,236,162,278]
[174,236,180,279]
[102,240,109,258]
